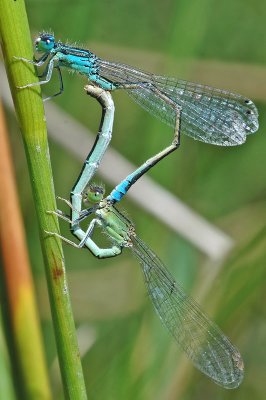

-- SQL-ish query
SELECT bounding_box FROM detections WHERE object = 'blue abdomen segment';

[107,158,155,203]
[107,180,131,203]
[107,167,144,203]
[58,50,117,90]
[107,181,131,203]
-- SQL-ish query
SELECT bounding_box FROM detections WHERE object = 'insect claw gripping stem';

[56,196,73,210]
[47,210,71,224]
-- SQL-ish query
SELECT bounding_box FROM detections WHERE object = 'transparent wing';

[98,59,259,146]
[131,235,244,388]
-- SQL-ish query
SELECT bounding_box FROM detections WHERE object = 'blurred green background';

[2,0,266,398]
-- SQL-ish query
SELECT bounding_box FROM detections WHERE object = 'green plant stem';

[0,1,87,399]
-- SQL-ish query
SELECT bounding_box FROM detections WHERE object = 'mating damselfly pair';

[18,33,259,388]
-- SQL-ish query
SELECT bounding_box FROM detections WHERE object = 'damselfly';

[46,86,244,389]
[17,33,259,147]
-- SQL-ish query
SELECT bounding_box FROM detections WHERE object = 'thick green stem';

[0,1,87,399]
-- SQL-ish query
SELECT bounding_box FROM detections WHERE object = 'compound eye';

[35,34,55,52]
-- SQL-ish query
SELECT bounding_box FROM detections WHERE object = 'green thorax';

[97,199,135,247]
[83,183,135,247]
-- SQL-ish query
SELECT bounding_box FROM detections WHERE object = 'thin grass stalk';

[0,1,87,398]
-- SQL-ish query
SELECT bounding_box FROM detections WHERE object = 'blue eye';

[35,34,55,52]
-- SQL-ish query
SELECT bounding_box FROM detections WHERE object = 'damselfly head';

[35,33,55,53]
[83,183,105,205]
